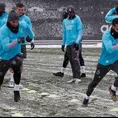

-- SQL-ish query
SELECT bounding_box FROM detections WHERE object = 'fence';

[1,0,118,42]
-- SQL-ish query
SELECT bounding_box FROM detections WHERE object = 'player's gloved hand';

[61,45,65,52]
[17,37,25,44]
[26,36,32,42]
[31,42,35,50]
[73,43,79,51]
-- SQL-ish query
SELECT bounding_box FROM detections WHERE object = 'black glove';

[61,45,65,52]
[116,7,118,14]
[31,42,35,50]
[17,37,25,44]
[73,43,79,51]
[26,36,32,42]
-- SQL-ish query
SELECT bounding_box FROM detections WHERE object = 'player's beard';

[7,22,19,34]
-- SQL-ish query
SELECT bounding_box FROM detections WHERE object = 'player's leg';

[83,64,110,106]
[53,51,69,77]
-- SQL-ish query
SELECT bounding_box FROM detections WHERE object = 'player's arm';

[75,16,83,44]
[62,21,66,46]
[1,35,24,51]
[105,8,118,23]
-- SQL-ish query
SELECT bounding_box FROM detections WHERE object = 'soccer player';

[82,18,118,107]
[55,5,83,83]
[53,5,85,82]
[0,10,34,102]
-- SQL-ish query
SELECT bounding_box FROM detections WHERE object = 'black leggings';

[79,51,85,66]
[63,45,80,78]
[0,55,22,86]
[86,61,118,96]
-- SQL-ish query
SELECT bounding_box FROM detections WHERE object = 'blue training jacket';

[62,15,83,46]
[20,14,34,43]
[20,14,32,29]
[105,8,118,23]
[98,30,118,66]
[0,21,35,60]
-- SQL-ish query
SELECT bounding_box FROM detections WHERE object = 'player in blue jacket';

[58,5,83,83]
[9,2,35,88]
[16,2,34,51]
[53,6,86,79]
[0,10,34,102]
[82,18,118,107]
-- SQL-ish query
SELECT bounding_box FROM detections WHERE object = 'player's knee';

[11,60,22,72]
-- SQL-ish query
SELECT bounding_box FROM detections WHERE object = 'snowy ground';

[0,48,118,117]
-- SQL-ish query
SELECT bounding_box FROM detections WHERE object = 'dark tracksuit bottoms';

[63,42,85,69]
[86,61,118,97]
[0,55,22,87]
[65,45,80,79]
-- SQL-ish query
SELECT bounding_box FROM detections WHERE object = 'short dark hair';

[16,2,24,8]
[112,18,118,26]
